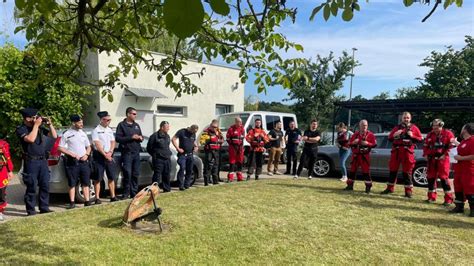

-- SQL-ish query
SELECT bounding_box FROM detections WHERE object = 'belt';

[23,155,47,160]
[179,153,193,157]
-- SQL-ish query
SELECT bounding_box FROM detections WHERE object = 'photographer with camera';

[16,108,57,216]
[381,112,422,198]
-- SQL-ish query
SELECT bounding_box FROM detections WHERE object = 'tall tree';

[284,52,355,130]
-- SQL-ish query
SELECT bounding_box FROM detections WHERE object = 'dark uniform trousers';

[22,159,50,215]
[286,144,298,175]
[247,151,264,176]
[204,149,220,185]
[92,152,117,182]
[297,148,318,177]
[152,157,171,192]
[177,153,194,189]
[65,158,91,188]
[121,151,141,198]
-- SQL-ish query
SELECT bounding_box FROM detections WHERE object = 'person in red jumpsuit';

[226,117,245,182]
[344,120,377,194]
[423,119,455,205]
[245,119,269,180]
[0,139,14,221]
[381,112,423,198]
[451,123,474,217]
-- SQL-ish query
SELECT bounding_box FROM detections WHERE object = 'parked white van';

[199,111,298,167]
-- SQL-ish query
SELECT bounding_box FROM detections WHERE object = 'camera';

[34,115,50,125]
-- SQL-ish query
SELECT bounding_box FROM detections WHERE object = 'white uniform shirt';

[91,124,115,153]
[59,128,90,157]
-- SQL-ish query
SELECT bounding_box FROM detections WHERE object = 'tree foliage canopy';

[12,0,463,98]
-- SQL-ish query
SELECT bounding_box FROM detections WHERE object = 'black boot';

[450,203,465,213]
[344,181,354,191]
[365,185,371,194]
[380,188,393,195]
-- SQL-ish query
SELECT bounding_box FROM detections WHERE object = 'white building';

[82,52,244,136]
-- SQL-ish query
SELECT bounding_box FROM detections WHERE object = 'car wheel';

[412,164,428,187]
[75,183,97,203]
[313,158,332,177]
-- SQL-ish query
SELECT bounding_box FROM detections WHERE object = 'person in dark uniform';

[91,111,118,203]
[284,121,302,177]
[116,107,143,199]
[16,108,57,215]
[147,121,172,192]
[58,115,92,209]
[172,125,199,191]
[296,119,321,179]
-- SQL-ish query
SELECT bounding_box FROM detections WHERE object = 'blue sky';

[1,1,473,102]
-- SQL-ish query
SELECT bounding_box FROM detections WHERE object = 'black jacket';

[147,130,172,160]
[115,119,143,153]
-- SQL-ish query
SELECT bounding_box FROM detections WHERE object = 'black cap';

[160,121,169,127]
[70,114,82,122]
[97,111,109,119]
[20,108,38,118]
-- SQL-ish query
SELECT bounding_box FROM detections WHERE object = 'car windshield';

[219,113,250,131]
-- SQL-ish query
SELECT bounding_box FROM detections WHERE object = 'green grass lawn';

[2,179,473,264]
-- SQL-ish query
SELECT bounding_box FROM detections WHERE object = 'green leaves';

[209,0,230,16]
[403,0,414,7]
[342,9,353,21]
[14,0,26,9]
[163,0,205,38]
[323,4,331,21]
[310,4,325,21]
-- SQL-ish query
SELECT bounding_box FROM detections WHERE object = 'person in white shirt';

[91,111,118,204]
[58,115,92,209]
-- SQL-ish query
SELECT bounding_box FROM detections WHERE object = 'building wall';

[82,52,244,136]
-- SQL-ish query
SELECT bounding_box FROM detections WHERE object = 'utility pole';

[347,47,357,128]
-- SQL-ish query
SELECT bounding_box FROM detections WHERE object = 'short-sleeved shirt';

[175,128,196,154]
[269,129,284,148]
[16,124,51,157]
[303,129,321,150]
[59,128,91,157]
[285,128,302,147]
[92,125,115,153]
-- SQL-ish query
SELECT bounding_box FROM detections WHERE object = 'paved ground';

[3,164,309,222]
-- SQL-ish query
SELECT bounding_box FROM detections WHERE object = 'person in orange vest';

[344,120,377,193]
[451,123,474,216]
[423,119,455,205]
[226,117,245,182]
[200,119,224,186]
[0,139,14,221]
[381,112,423,198]
[246,119,269,180]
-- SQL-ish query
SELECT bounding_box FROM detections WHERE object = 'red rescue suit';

[453,136,474,207]
[346,130,376,192]
[246,127,269,179]
[226,124,245,182]
[423,129,454,203]
[337,131,351,149]
[384,123,422,195]
[0,140,14,213]
[201,127,223,185]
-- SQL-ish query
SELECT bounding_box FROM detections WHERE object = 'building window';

[157,106,186,116]
[215,104,233,116]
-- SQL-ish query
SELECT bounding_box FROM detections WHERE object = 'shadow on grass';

[0,224,80,264]
[342,200,442,214]
[267,182,419,203]
[397,216,474,229]
[98,216,125,229]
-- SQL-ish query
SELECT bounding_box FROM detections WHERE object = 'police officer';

[172,124,199,191]
[296,119,321,179]
[58,115,92,209]
[16,108,57,216]
[200,119,224,186]
[91,111,118,203]
[116,107,143,199]
[147,121,172,192]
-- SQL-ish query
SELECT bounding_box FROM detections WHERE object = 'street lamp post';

[347,47,357,128]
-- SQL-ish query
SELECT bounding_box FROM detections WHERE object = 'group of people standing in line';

[334,112,474,217]
[0,107,472,221]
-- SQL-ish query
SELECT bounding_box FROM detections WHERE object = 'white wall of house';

[82,52,244,136]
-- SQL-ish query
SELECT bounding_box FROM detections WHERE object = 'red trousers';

[389,149,415,174]
[454,163,474,196]
[427,157,450,180]
[350,153,370,174]
[228,144,244,164]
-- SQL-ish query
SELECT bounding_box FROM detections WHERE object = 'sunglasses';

[130,113,137,116]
